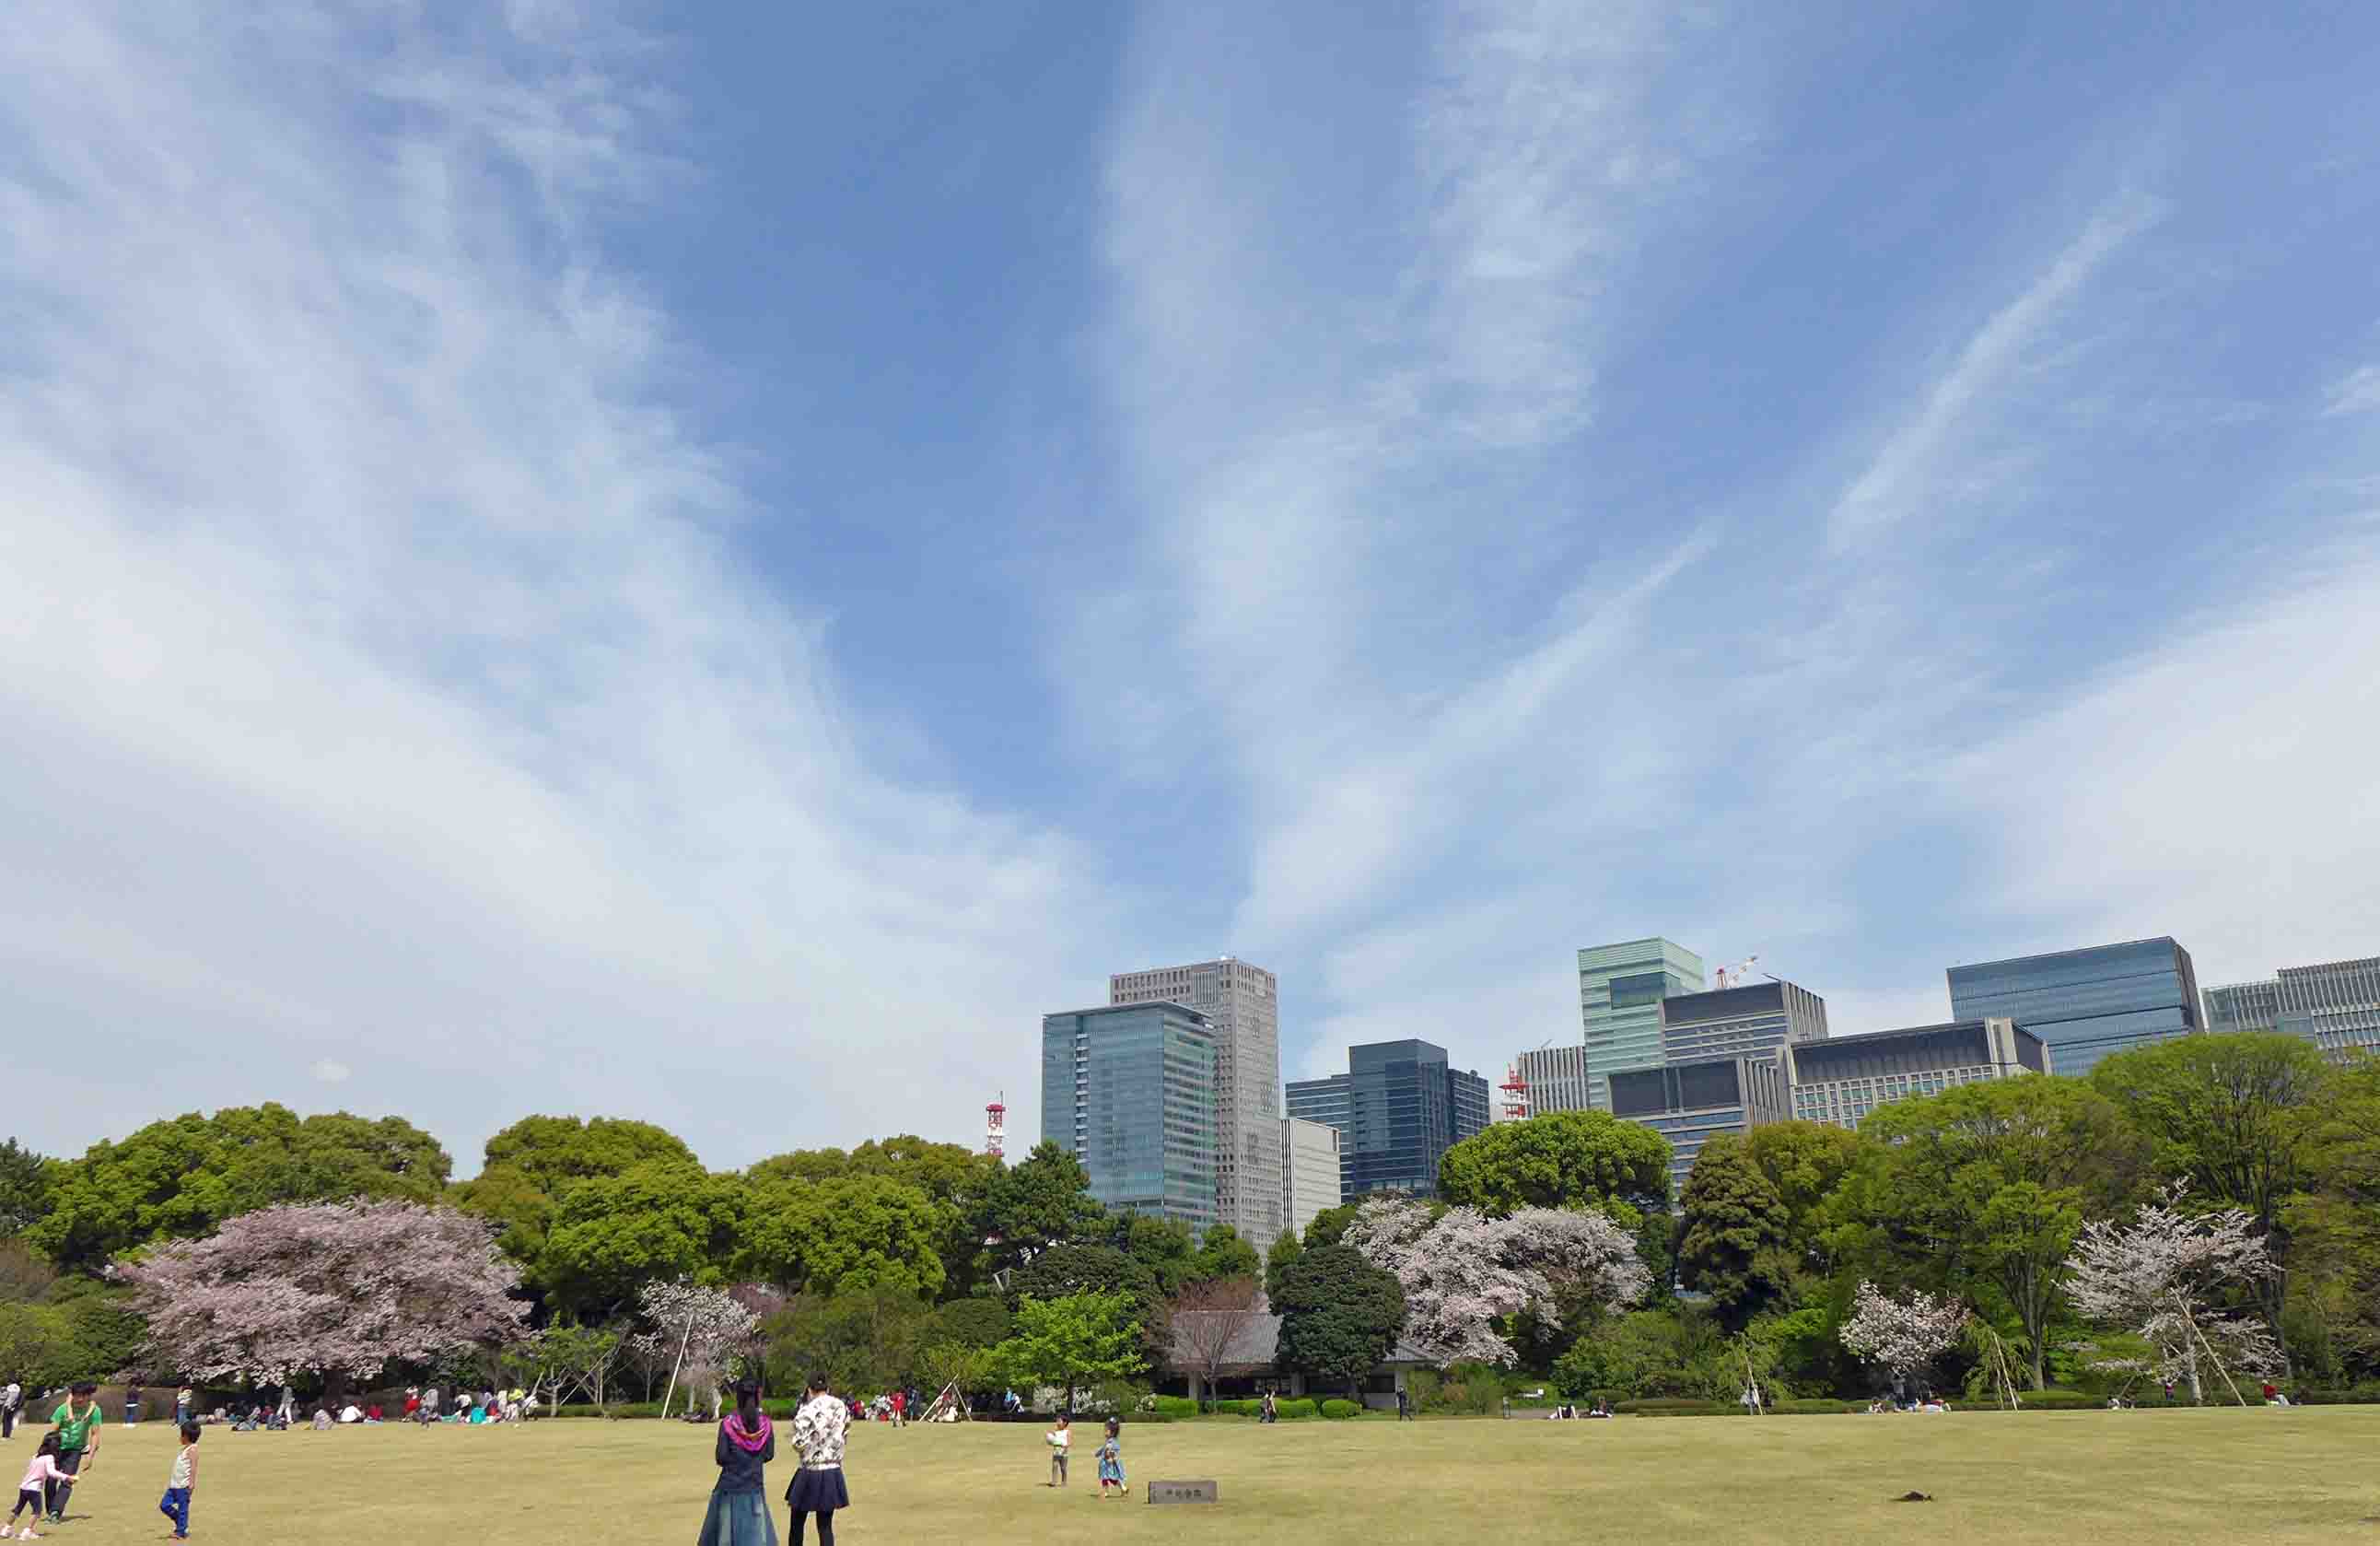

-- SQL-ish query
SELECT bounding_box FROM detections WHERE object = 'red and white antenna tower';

[985,1091,1007,1160]
[1499,1062,1530,1124]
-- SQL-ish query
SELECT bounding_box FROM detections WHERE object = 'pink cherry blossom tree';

[122,1199,528,1392]
[1838,1280,1969,1399]
[2063,1183,2281,1406]
[1343,1197,1649,1366]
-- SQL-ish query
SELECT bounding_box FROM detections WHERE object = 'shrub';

[1149,1396,1198,1419]
[1274,1398,1318,1420]
[1320,1399,1362,1420]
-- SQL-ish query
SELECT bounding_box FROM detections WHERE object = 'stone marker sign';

[1146,1479,1220,1505]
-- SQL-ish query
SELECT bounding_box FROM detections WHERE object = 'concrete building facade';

[1658,980,1829,1067]
[1784,1017,2044,1130]
[1498,1043,1592,1119]
[1279,1117,1343,1240]
[1579,938,1706,1112]
[1946,937,2203,1077]
[1041,1002,1218,1229]
[1609,1056,1787,1194]
[1112,958,1283,1244]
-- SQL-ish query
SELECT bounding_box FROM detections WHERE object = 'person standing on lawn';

[787,1373,850,1546]
[695,1381,776,1546]
[158,1422,199,1541]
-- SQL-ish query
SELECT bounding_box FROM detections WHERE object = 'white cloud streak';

[0,2,1100,1165]
[1828,194,2163,547]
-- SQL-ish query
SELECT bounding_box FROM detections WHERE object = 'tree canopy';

[1273,1243,1405,1393]
[1434,1109,1672,1214]
[1676,1133,1794,1331]
[29,1105,451,1271]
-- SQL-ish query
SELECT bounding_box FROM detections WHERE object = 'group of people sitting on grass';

[1546,1400,1611,1419]
[1865,1393,1952,1413]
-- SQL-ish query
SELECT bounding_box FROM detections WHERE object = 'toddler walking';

[1095,1418,1127,1499]
[10,1433,73,1540]
[1044,1414,1069,1488]
[158,1423,199,1541]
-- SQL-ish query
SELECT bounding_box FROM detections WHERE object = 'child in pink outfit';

[11,1434,75,1539]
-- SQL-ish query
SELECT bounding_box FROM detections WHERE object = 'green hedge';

[1320,1400,1362,1420]
[1149,1396,1199,1419]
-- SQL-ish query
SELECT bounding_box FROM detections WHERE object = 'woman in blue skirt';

[698,1381,777,1546]
[786,1373,851,1546]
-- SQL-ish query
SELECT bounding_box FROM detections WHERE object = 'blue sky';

[4,2,2375,1171]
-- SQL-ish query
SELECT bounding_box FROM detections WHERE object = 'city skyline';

[6,5,2376,1172]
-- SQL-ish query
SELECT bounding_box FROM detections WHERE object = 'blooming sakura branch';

[1838,1281,1968,1393]
[2062,1183,2281,1405]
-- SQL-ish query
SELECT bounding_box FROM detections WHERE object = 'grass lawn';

[23,1407,2378,1545]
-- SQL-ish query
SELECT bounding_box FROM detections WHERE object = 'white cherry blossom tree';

[2063,1183,2281,1406]
[1838,1280,1969,1399]
[1343,1197,1649,1366]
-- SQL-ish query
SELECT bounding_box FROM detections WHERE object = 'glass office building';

[1609,1057,1787,1194]
[1042,1002,1218,1228]
[1945,937,2202,1077]
[1658,980,1828,1067]
[1287,1039,1490,1200]
[1579,938,1706,1111]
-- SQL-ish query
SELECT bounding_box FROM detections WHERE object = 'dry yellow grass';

[29,1405,2380,1545]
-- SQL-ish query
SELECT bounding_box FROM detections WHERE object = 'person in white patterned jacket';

[785,1374,850,1546]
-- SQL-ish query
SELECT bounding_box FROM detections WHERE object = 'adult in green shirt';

[47,1381,102,1523]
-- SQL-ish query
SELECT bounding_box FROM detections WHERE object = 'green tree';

[1264,1229,1303,1303]
[1110,1214,1197,1296]
[978,1142,1104,1272]
[1301,1201,1361,1250]
[453,1116,698,1279]
[1675,1134,1794,1331]
[763,1285,934,1397]
[927,1296,1011,1351]
[537,1161,745,1320]
[1273,1244,1404,1398]
[2093,1032,2332,1368]
[1835,1078,2144,1388]
[0,1302,76,1390]
[2284,1054,2380,1378]
[1436,1110,1673,1215]
[29,1105,451,1271]
[1187,1223,1262,1285]
[1739,1121,1861,1271]
[990,1290,1145,1411]
[0,1139,57,1237]
[1006,1244,1161,1325]
[742,1174,948,1298]
[749,1136,1001,1298]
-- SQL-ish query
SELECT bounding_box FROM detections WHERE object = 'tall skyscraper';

[1785,1018,2044,1130]
[1111,957,1282,1243]
[1041,1002,1218,1228]
[2206,956,2380,1060]
[1279,1117,1343,1240]
[1579,938,1706,1111]
[1946,937,2203,1077]
[1287,1039,1490,1200]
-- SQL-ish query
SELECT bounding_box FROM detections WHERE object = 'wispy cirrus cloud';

[0,2,1106,1165]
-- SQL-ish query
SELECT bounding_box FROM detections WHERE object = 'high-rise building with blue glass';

[1658,980,1829,1067]
[1042,1002,1218,1229]
[1287,1038,1490,1200]
[1945,937,2202,1077]
[2205,956,2380,1060]
[1609,1056,1787,1194]
[1579,938,1706,1111]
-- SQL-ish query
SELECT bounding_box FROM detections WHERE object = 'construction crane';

[1713,955,1760,990]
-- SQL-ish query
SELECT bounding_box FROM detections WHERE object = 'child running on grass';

[158,1422,199,1541]
[10,1433,74,1540]
[1095,1418,1127,1499]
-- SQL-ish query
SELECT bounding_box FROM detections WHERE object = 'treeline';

[5,1030,2376,1406]
[0,1111,1272,1400]
[1445,1033,2380,1404]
